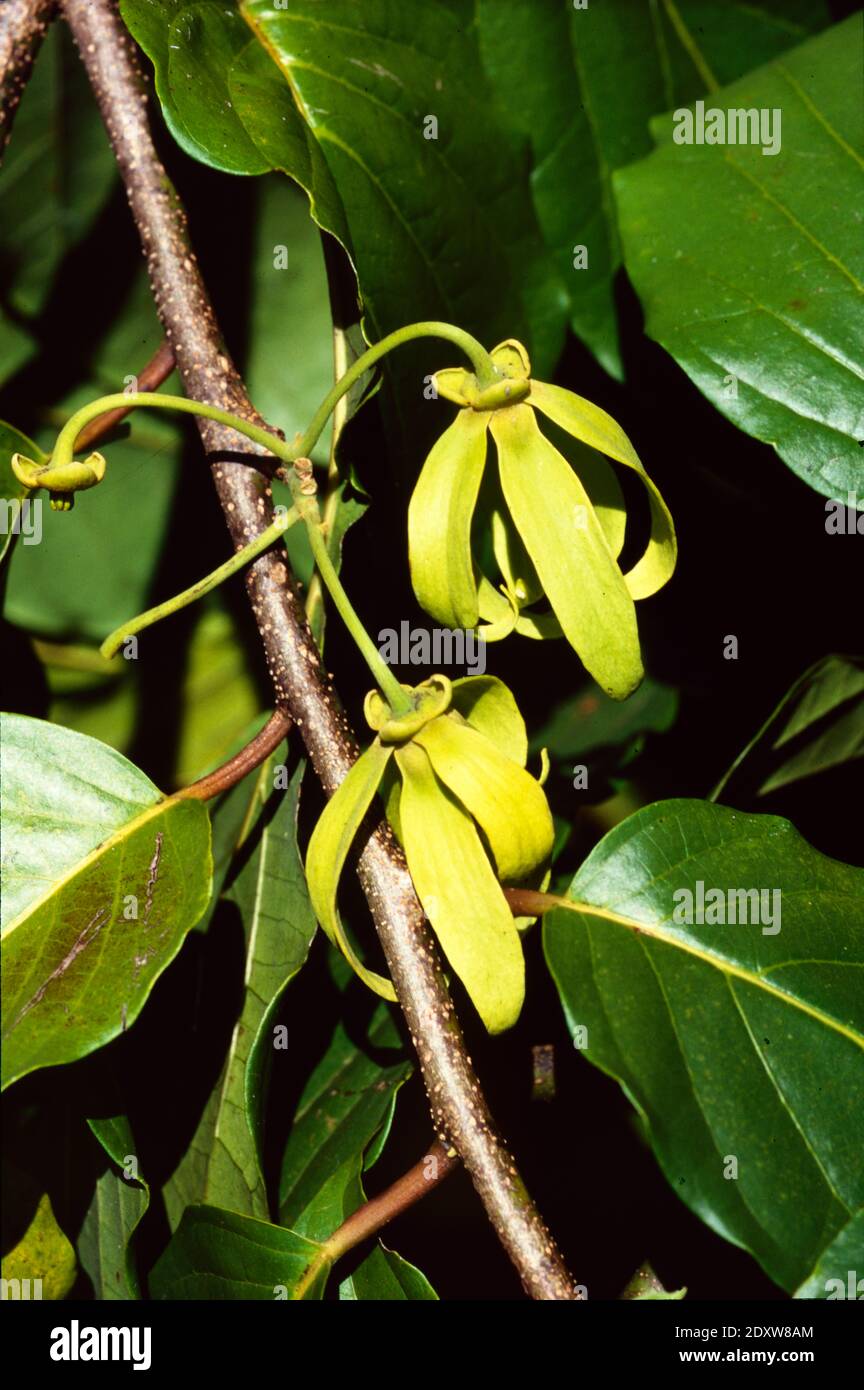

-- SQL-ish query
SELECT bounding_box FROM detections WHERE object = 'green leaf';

[121,0,566,378]
[164,760,316,1227]
[793,1210,864,1299]
[173,601,261,788]
[713,654,864,801]
[0,419,44,567]
[149,1204,326,1299]
[1,716,212,1089]
[531,677,679,762]
[0,25,117,321]
[615,16,864,503]
[78,1116,149,1300]
[475,0,828,376]
[491,403,642,700]
[544,798,864,1293]
[340,1241,438,1301]
[278,1002,411,1235]
[3,256,182,643]
[1,1187,76,1301]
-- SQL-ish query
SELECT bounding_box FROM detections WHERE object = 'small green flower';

[408,340,676,700]
[11,451,106,511]
[305,674,553,1034]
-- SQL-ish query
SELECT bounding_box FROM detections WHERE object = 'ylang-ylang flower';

[408,340,676,700]
[306,674,553,1034]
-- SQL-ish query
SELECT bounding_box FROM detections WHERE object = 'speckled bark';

[60,0,581,1300]
[0,0,56,149]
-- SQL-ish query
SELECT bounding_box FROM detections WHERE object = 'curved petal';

[415,714,553,881]
[408,408,489,629]
[450,675,528,765]
[396,743,524,1034]
[529,378,676,600]
[305,740,396,1000]
[492,403,643,700]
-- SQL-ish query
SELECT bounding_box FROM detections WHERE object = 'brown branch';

[177,708,291,803]
[326,1140,458,1264]
[0,0,56,152]
[72,339,175,452]
[61,0,580,1300]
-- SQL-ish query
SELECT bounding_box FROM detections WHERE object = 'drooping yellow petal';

[305,740,396,1001]
[396,742,524,1034]
[450,675,528,765]
[529,378,676,600]
[415,714,553,881]
[491,403,643,700]
[408,408,489,629]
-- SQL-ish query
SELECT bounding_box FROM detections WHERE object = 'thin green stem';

[295,490,411,716]
[293,321,497,460]
[52,393,297,469]
[100,507,299,658]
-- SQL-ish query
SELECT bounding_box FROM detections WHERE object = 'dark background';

[2,0,861,1302]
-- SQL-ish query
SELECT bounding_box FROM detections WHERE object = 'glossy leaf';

[278,1003,410,1233]
[165,760,316,1227]
[713,654,864,801]
[476,0,829,376]
[544,798,864,1293]
[1,716,212,1089]
[615,16,864,502]
[149,1204,327,1300]
[78,1116,150,1300]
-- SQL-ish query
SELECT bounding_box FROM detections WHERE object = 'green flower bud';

[11,451,106,512]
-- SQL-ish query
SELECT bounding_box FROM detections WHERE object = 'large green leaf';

[77,1116,150,1300]
[475,0,828,377]
[615,16,864,502]
[713,654,864,801]
[149,1204,327,1299]
[278,1003,410,1234]
[544,798,864,1293]
[1,716,212,1089]
[121,0,565,379]
[0,24,117,322]
[164,759,316,1227]
[3,266,182,643]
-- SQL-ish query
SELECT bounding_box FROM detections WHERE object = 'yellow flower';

[11,451,106,511]
[305,674,553,1034]
[408,340,676,700]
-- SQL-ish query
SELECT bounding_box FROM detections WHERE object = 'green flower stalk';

[306,674,553,1034]
[408,340,677,700]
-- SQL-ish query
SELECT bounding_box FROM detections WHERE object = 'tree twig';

[60,0,580,1300]
[72,339,175,453]
[0,0,56,151]
[178,709,292,803]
